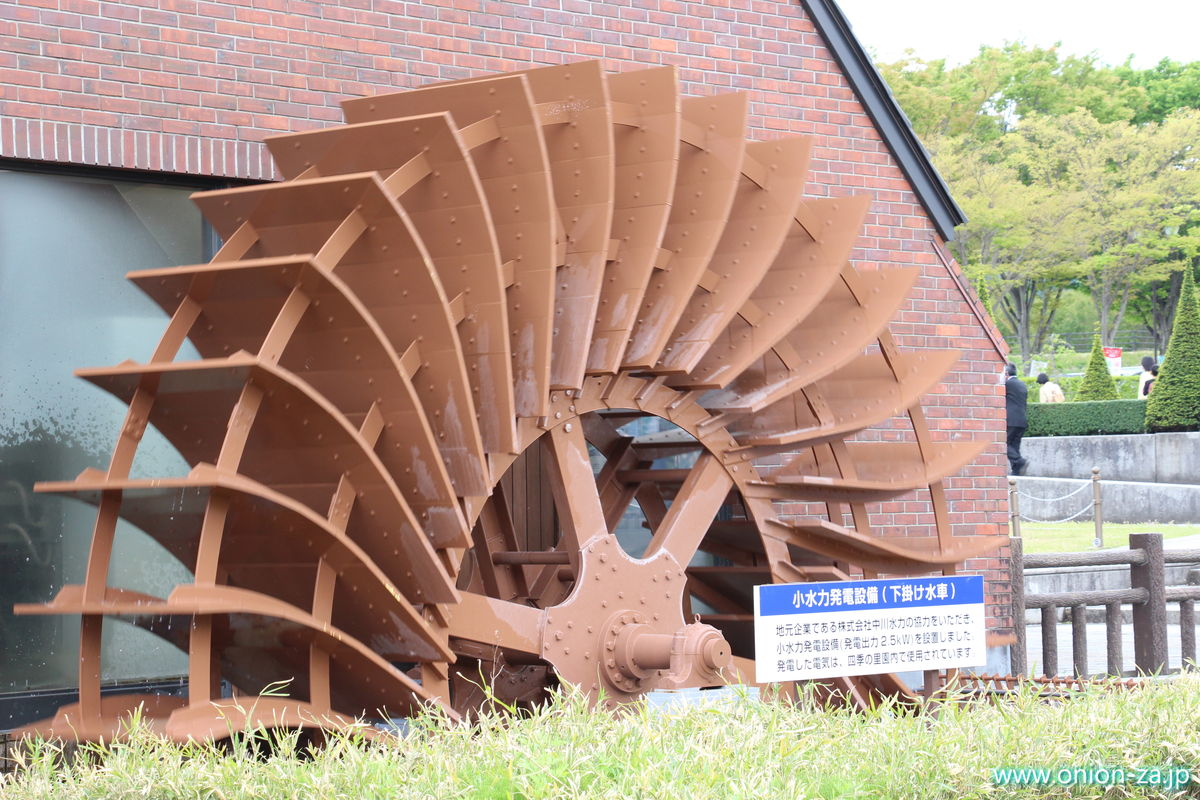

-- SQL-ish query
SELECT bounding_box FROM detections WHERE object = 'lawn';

[1033,348,1155,376]
[4,680,1200,799]
[1015,521,1200,553]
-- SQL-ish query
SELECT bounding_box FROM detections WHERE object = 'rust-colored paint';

[16,62,999,742]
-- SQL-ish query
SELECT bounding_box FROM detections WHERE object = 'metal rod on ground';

[1105,601,1123,676]
[1071,604,1087,677]
[1010,536,1027,676]
[1009,477,1021,540]
[1092,467,1103,548]
[1130,532,1167,674]
[1041,606,1058,678]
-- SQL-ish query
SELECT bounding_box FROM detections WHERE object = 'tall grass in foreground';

[3,679,1200,799]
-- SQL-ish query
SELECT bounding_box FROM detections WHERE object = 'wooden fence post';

[1009,535,1027,676]
[1130,532,1167,674]
[1040,607,1058,677]
[1184,569,1200,670]
[1105,601,1123,676]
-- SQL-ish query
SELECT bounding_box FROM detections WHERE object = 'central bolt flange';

[541,533,733,703]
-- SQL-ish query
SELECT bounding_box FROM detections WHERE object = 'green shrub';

[1146,268,1200,432]
[1075,333,1118,401]
[1026,399,1146,436]
[1022,374,1139,401]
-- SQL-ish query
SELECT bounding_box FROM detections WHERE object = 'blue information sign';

[757,575,983,616]
[753,575,986,682]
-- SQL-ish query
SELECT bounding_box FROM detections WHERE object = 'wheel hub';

[541,533,731,704]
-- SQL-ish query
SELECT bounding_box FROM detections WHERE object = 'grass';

[1034,349,1155,376]
[1014,522,1200,553]
[4,680,1200,799]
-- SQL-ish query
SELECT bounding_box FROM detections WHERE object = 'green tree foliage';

[1009,110,1200,345]
[1146,269,1200,431]
[935,133,1077,358]
[878,44,1147,140]
[1115,58,1200,124]
[1128,204,1200,352]
[1048,290,1098,338]
[878,45,1200,359]
[1076,334,1119,401]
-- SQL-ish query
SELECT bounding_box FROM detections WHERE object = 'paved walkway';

[1025,621,1196,677]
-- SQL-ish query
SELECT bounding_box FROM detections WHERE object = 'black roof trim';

[799,0,966,240]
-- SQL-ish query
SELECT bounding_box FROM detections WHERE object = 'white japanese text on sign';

[753,575,986,682]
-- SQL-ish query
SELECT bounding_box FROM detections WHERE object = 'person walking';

[1143,365,1159,396]
[1138,356,1157,397]
[1036,372,1065,403]
[1005,363,1029,475]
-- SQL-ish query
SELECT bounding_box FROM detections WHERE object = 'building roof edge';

[800,0,967,240]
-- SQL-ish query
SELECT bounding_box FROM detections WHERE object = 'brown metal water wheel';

[16,61,1003,742]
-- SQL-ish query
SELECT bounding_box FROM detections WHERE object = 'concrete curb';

[1022,431,1200,484]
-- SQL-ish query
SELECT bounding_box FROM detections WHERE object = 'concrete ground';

[1024,621,1197,677]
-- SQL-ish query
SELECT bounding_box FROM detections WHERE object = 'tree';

[1130,269,1186,354]
[1145,269,1200,431]
[936,124,1082,360]
[877,44,1147,140]
[879,47,1200,357]
[1129,218,1200,353]
[1005,109,1200,345]
[1076,333,1118,401]
[1115,58,1200,124]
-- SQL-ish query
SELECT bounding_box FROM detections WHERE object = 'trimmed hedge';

[1146,268,1200,432]
[1026,399,1147,436]
[1022,374,1140,401]
[1076,333,1119,400]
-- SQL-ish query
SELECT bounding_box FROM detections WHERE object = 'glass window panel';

[0,170,208,694]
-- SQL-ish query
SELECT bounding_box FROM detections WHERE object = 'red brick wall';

[0,0,1012,631]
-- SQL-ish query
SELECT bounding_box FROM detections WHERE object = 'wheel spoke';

[451,591,546,656]
[643,452,733,566]
[542,422,608,550]
[471,488,530,601]
[634,482,669,531]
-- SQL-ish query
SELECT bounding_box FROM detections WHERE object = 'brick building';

[0,0,1011,726]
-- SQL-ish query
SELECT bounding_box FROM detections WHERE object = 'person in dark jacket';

[1004,363,1029,475]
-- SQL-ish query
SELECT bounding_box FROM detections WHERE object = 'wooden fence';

[1011,533,1200,677]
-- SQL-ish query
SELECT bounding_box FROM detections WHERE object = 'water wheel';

[16,61,1003,741]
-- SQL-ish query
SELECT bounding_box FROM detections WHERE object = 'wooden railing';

[1011,533,1200,677]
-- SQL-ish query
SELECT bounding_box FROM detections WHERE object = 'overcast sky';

[834,0,1199,69]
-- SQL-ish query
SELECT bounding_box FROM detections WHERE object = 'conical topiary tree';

[1146,268,1200,431]
[1076,332,1118,401]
